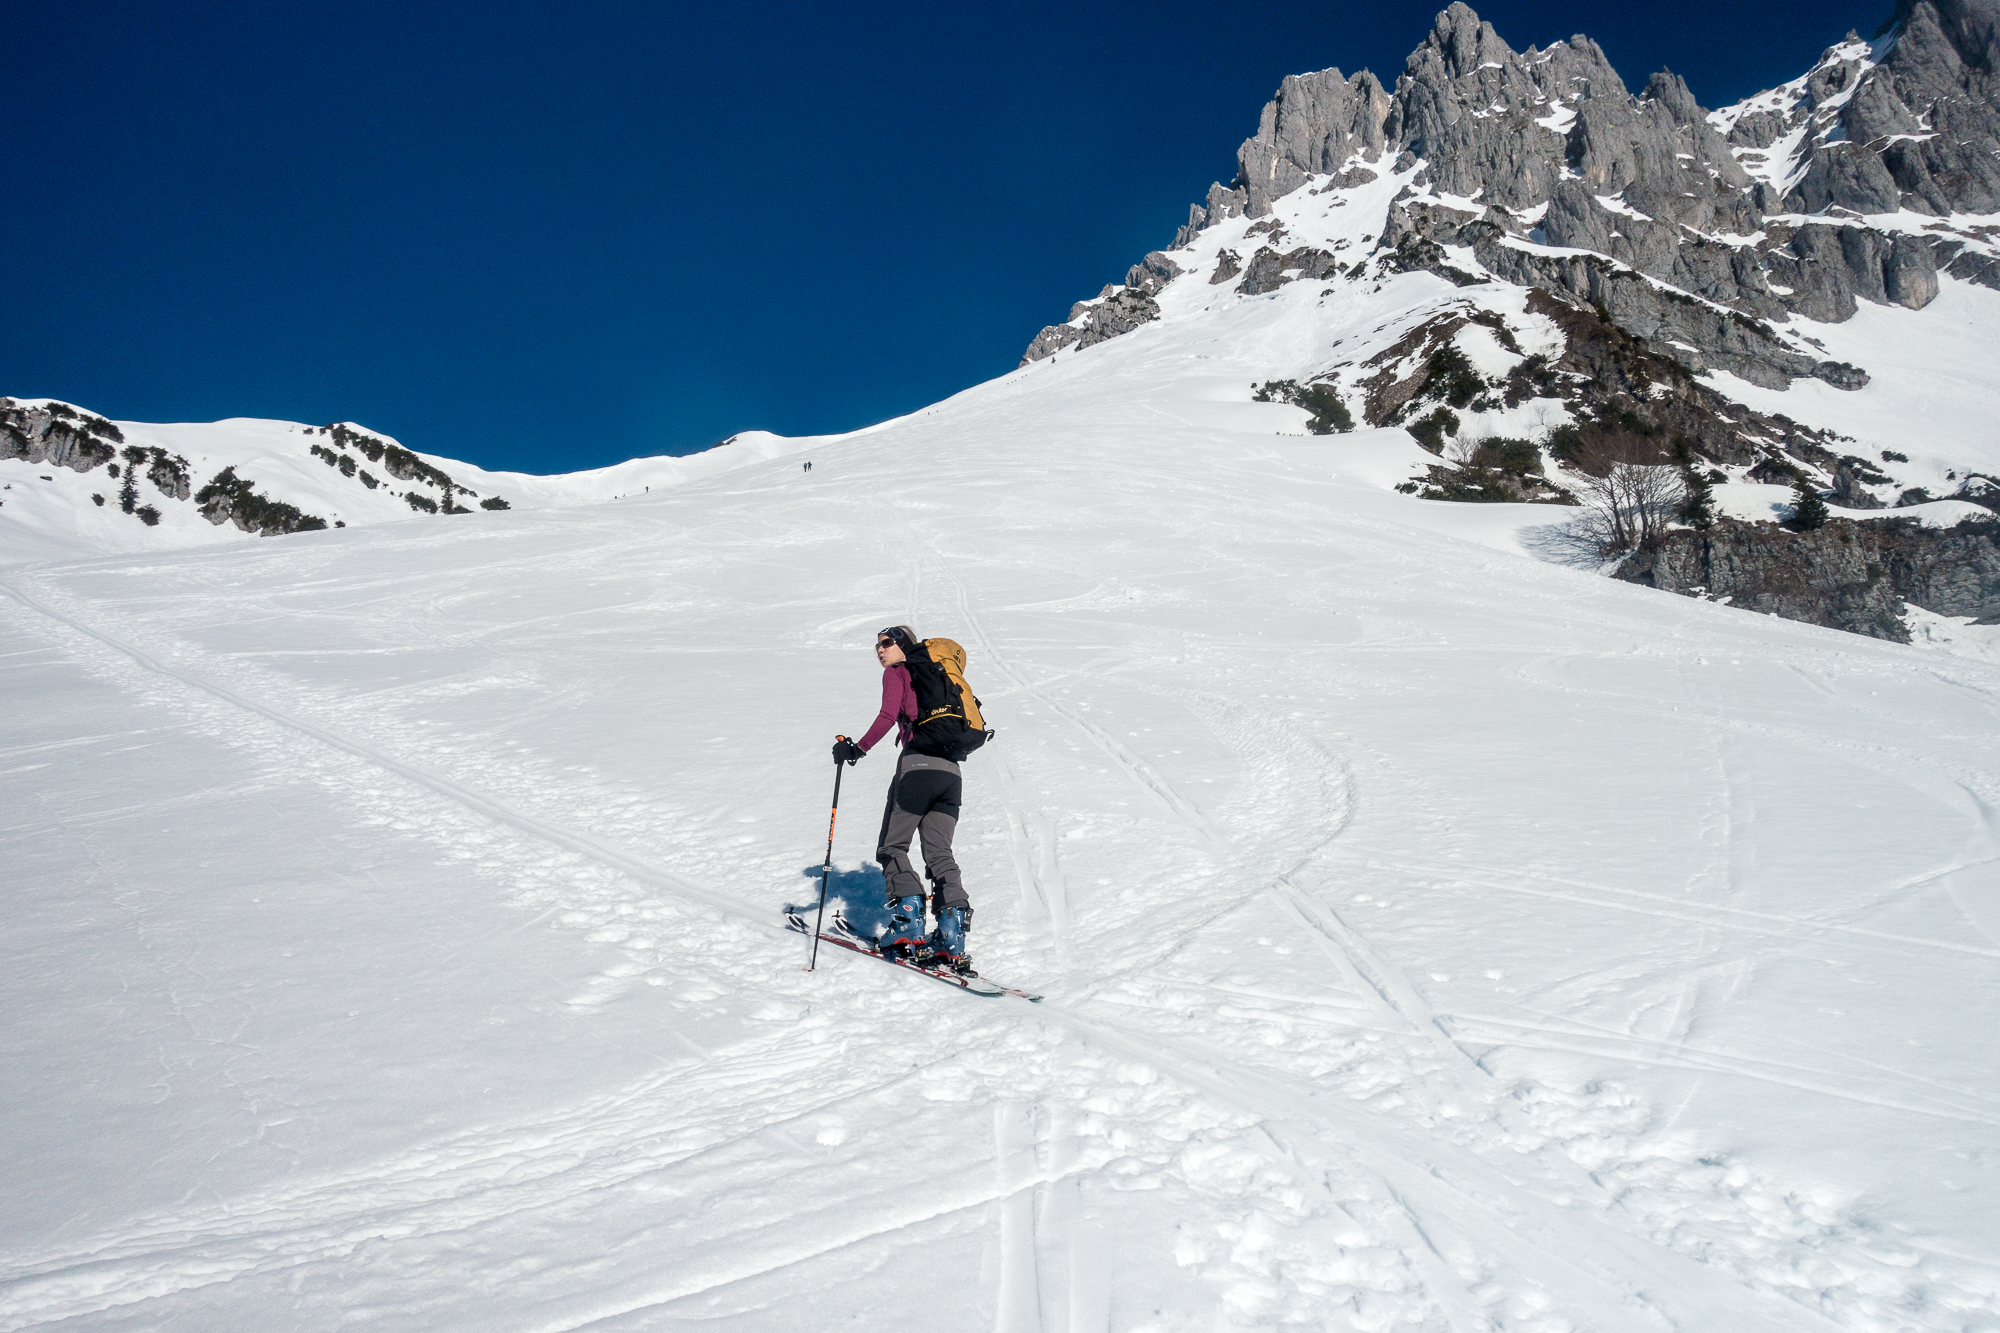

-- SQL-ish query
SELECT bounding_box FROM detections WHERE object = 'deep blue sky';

[7,0,1882,473]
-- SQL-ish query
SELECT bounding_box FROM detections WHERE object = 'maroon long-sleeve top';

[858,664,917,753]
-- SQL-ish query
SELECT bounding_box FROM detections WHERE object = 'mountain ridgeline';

[1021,0,2000,641]
[1029,0,2000,381]
[1,400,509,538]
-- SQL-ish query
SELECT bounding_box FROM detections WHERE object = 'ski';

[784,910,1042,1002]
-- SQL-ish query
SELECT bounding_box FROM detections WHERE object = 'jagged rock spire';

[1026,1,2000,384]
[1232,68,1392,213]
[1195,0,2000,226]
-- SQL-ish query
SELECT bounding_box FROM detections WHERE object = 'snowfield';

[5,291,2000,1331]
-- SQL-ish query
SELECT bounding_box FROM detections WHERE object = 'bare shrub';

[1575,465,1684,552]
[1555,433,1685,555]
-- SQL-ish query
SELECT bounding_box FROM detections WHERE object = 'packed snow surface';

[5,293,1999,1331]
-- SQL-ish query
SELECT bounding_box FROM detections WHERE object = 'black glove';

[832,737,865,766]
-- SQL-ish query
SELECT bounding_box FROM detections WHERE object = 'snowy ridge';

[0,400,818,565]
[1708,38,1882,194]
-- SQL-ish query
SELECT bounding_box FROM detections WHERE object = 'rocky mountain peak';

[1223,69,1392,222]
[1025,0,2000,394]
[1420,3,1503,74]
[1640,70,1703,126]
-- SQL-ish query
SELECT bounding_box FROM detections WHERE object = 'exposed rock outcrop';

[1773,0,2000,217]
[1377,206,1877,390]
[1618,515,2000,640]
[4,399,511,543]
[1338,3,1979,387]
[1019,285,1164,365]
[1239,245,1344,295]
[1,399,121,473]
[1231,68,1394,216]
[194,466,330,536]
[1343,288,1850,470]
[1008,2,2000,645]
[1123,251,1183,295]
[145,450,192,501]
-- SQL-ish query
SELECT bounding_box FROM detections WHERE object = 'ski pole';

[808,740,849,971]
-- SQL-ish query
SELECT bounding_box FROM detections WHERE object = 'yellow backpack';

[906,637,993,761]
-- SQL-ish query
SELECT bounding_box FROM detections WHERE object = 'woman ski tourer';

[832,624,992,974]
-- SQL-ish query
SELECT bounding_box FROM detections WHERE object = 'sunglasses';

[876,639,896,649]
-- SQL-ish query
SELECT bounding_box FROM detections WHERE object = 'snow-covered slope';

[0,400,820,565]
[6,263,2000,1331]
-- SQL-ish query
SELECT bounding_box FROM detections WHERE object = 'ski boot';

[926,905,974,976]
[879,895,928,960]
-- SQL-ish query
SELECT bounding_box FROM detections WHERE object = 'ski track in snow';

[8,301,2000,1326]
[5,545,1993,1332]
[7,548,1984,1328]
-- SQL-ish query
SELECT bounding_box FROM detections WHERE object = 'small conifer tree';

[119,445,145,514]
[1786,471,1830,532]
[1674,441,1716,529]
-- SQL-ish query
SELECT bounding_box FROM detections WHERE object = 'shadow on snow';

[792,863,890,939]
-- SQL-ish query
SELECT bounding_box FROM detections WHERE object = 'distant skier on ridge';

[831,624,994,973]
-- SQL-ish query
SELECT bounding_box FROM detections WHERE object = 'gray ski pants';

[876,749,969,912]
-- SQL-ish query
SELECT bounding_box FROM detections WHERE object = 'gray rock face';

[1848,0,2000,213]
[1019,285,1163,366]
[1124,251,1182,295]
[146,452,193,502]
[1619,516,2000,640]
[1705,2,2000,218]
[1022,256,1182,364]
[1234,66,1392,213]
[1381,8,1634,212]
[1023,0,2000,383]
[1,399,120,473]
[1944,246,2000,287]
[191,465,330,536]
[1380,207,1869,389]
[1239,245,1342,295]
[1346,4,1984,385]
